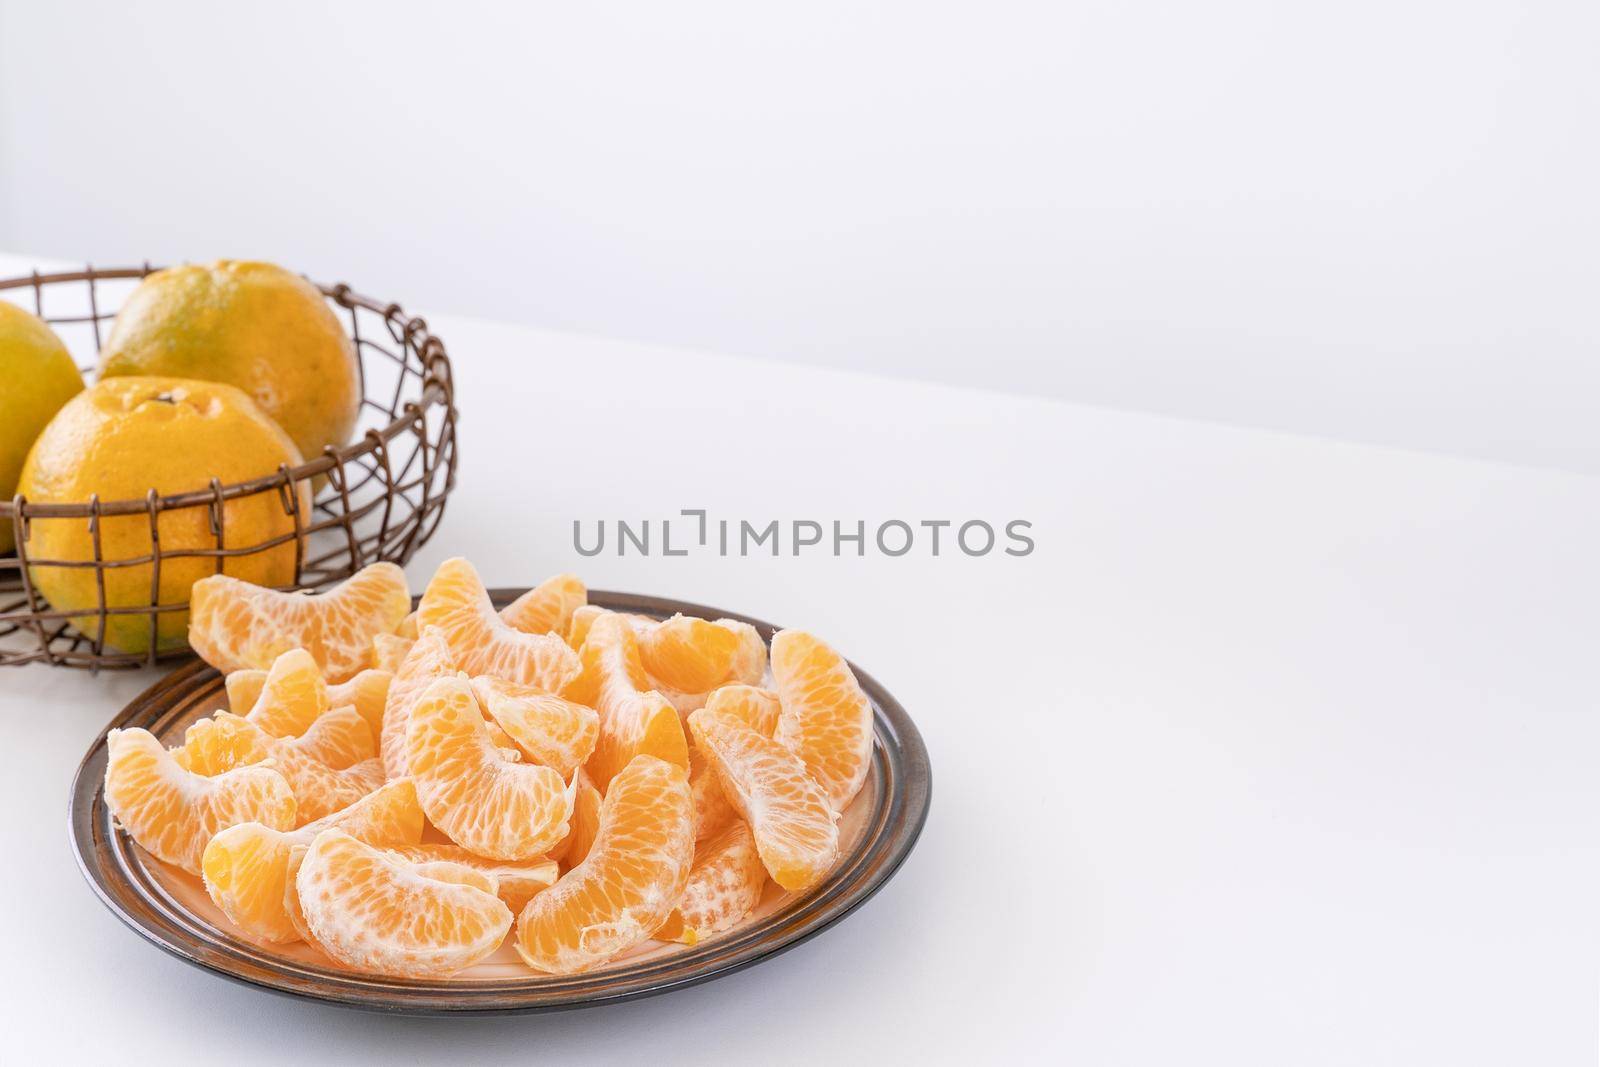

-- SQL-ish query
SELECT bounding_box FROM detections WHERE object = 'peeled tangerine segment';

[386,843,558,912]
[688,710,839,892]
[305,778,425,850]
[328,670,392,738]
[280,756,385,826]
[171,714,264,776]
[578,613,689,792]
[296,829,513,978]
[659,819,768,944]
[771,630,875,813]
[283,845,316,943]
[640,618,769,715]
[371,632,415,673]
[704,684,781,737]
[380,628,454,779]
[227,660,392,743]
[636,615,742,693]
[469,674,598,778]
[548,769,602,870]
[500,573,587,637]
[688,746,738,843]
[244,648,329,738]
[515,755,694,974]
[417,557,581,693]
[224,669,268,715]
[282,705,374,770]
[564,604,606,650]
[203,824,305,944]
[722,621,769,686]
[174,703,372,774]
[201,779,425,943]
[174,712,384,825]
[689,686,780,841]
[407,675,573,860]
[188,561,412,683]
[105,727,296,875]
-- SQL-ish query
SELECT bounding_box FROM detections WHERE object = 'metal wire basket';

[0,265,458,670]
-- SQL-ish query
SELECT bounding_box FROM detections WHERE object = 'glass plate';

[68,589,932,1014]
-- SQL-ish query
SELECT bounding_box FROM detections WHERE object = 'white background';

[1,0,1596,473]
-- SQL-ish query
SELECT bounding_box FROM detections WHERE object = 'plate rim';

[68,587,932,1015]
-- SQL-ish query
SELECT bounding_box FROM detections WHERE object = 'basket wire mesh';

[0,265,458,670]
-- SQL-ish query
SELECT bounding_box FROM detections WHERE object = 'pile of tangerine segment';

[101,558,874,978]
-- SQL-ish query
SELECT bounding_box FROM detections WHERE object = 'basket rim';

[0,264,453,520]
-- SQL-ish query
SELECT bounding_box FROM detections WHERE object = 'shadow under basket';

[0,265,459,670]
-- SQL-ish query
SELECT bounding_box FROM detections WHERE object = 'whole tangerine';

[96,260,360,463]
[0,301,83,553]
[17,376,309,654]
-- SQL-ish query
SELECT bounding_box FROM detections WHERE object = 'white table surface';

[1,254,1596,1064]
